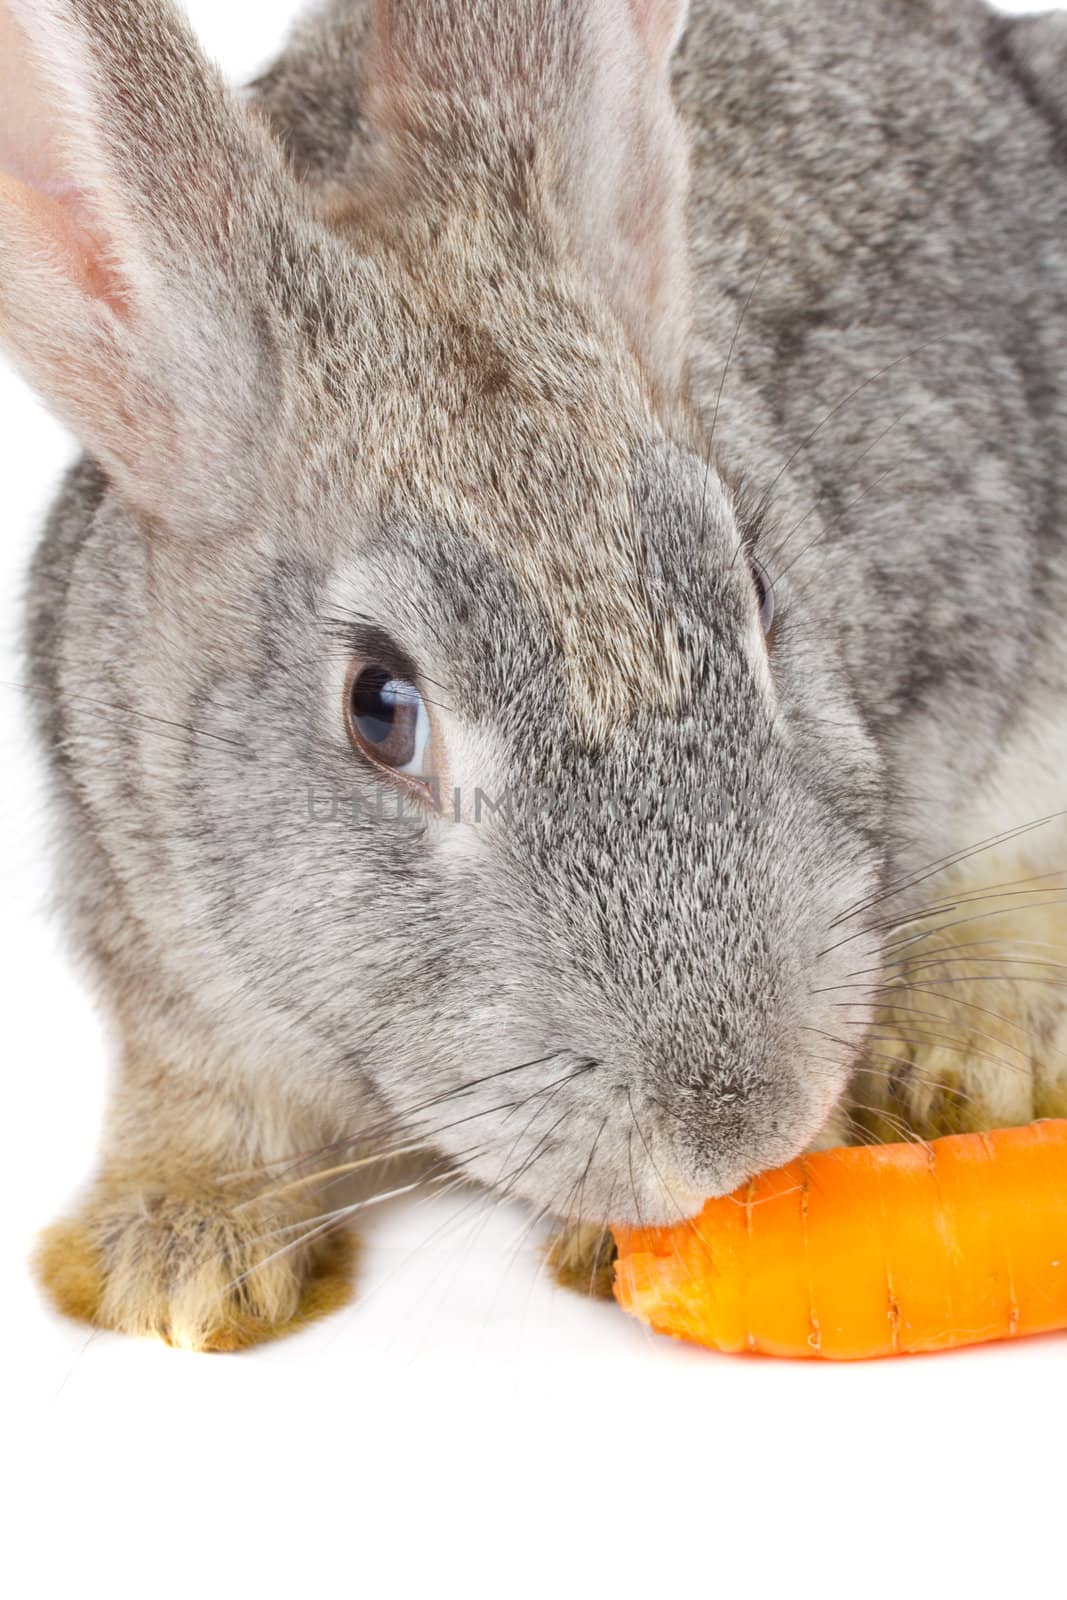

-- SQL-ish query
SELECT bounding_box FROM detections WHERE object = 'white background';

[3,2,1065,1594]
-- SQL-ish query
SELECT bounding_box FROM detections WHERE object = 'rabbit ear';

[630,0,690,66]
[369,0,692,394]
[0,0,288,532]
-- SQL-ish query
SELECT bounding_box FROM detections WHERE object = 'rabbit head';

[2,0,885,1224]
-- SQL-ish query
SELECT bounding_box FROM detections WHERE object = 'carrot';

[612,1120,1067,1360]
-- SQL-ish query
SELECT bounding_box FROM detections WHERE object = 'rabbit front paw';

[35,1181,356,1352]
[546,1221,618,1300]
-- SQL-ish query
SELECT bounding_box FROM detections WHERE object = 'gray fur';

[6,0,1067,1275]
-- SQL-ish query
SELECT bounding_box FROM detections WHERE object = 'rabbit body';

[4,0,1065,1347]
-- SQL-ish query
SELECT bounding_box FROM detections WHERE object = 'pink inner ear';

[0,3,67,189]
[0,172,130,317]
[0,3,126,314]
[0,5,132,319]
[628,0,686,68]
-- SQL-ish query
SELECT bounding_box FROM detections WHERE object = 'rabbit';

[3,0,1066,1350]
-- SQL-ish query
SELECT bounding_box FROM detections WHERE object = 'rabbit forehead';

[329,382,741,739]
[322,443,756,777]
[390,460,704,740]
[458,450,742,741]
[280,240,745,736]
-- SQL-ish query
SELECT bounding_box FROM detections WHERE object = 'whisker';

[831,987,1067,1060]
[848,1057,982,1105]
[829,809,1067,930]
[871,901,1067,966]
[817,868,1067,960]
[763,403,915,573]
[862,1039,1029,1084]
[566,1115,609,1265]
[771,460,905,588]
[445,1074,589,1276]
[234,1049,566,1189]
[817,973,1067,998]
[0,676,249,752]
[224,1174,439,1298]
[755,331,954,521]
[710,233,781,455]
[587,1176,620,1299]
[800,1021,1028,1080]
[250,1170,457,1245]
[842,1099,932,1149]
[627,1089,709,1275]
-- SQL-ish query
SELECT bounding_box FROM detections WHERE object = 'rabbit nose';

[679,1066,754,1111]
[715,1074,746,1106]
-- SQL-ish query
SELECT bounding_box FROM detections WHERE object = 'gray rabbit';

[2,0,1064,1349]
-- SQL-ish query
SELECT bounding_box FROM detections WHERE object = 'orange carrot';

[612,1120,1067,1360]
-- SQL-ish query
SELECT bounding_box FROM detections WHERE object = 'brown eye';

[751,560,775,637]
[346,664,433,784]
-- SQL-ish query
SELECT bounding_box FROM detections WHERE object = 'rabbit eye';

[751,560,775,637]
[346,665,433,787]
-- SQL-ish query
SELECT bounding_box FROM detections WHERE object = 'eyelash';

[751,559,776,637]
